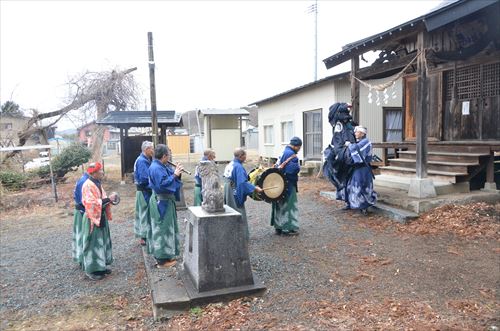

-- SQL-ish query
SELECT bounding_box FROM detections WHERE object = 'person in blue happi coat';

[148,144,184,268]
[271,136,302,236]
[133,141,154,246]
[341,126,377,214]
[223,148,263,237]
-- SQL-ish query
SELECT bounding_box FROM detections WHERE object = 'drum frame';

[255,167,288,203]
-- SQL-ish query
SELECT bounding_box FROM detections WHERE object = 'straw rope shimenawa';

[351,49,428,92]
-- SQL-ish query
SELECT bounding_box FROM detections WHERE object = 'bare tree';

[2,67,138,163]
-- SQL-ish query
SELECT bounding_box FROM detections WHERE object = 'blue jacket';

[226,158,255,207]
[134,153,152,188]
[276,145,300,190]
[73,173,89,209]
[148,159,183,218]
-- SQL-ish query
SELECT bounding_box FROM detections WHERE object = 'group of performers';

[323,102,377,214]
[132,142,185,269]
[71,103,375,279]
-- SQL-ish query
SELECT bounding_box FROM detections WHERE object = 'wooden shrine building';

[323,0,500,197]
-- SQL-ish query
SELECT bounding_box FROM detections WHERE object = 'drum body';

[248,167,288,203]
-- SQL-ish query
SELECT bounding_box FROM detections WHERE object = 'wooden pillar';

[119,127,125,181]
[148,32,158,147]
[47,148,58,202]
[208,116,212,148]
[415,31,429,179]
[239,116,243,147]
[350,55,360,123]
[160,125,167,144]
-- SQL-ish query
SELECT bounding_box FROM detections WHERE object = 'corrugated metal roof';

[251,71,349,106]
[96,111,183,127]
[322,0,497,69]
[198,108,249,116]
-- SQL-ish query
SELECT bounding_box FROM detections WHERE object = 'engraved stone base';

[183,205,254,292]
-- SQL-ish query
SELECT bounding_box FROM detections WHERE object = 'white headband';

[354,126,367,134]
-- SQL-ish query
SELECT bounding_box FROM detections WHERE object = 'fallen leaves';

[398,202,500,239]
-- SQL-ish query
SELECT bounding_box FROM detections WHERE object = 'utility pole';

[307,0,318,81]
[313,0,318,81]
[148,32,158,146]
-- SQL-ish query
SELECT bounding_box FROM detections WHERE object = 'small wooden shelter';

[96,111,183,180]
[323,0,500,196]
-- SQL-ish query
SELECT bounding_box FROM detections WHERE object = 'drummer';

[223,148,263,237]
[271,136,302,236]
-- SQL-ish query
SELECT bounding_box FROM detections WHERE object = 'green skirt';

[81,215,113,274]
[148,192,179,260]
[194,185,202,207]
[72,209,84,264]
[271,188,299,232]
[134,191,149,239]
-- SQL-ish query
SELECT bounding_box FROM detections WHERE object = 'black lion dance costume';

[322,102,357,200]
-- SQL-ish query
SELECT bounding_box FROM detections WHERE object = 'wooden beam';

[351,56,360,123]
[415,31,429,179]
[357,52,418,80]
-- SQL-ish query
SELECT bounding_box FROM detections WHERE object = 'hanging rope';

[351,49,424,91]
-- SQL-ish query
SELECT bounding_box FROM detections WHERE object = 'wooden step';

[388,158,478,173]
[379,166,468,183]
[398,151,489,157]
[405,145,492,154]
[398,150,485,163]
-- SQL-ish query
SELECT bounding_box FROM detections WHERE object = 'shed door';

[303,109,322,160]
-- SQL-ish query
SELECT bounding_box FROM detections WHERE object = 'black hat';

[290,136,302,146]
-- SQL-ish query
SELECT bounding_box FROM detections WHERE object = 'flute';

[167,160,192,175]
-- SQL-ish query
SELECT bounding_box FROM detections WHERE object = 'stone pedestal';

[183,205,254,292]
[482,182,498,192]
[408,178,437,198]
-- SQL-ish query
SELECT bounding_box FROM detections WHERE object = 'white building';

[252,72,403,163]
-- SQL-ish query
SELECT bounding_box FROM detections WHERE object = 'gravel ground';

[1,164,499,330]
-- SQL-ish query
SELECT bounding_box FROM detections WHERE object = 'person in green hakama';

[194,149,216,206]
[133,141,154,246]
[271,137,302,236]
[81,162,117,281]
[72,171,89,266]
[148,144,184,268]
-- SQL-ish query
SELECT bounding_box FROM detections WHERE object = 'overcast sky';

[0,0,442,130]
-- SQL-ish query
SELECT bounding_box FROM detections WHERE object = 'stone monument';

[199,160,224,213]
[182,160,264,293]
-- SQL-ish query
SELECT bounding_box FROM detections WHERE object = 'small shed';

[198,108,249,162]
[96,110,183,180]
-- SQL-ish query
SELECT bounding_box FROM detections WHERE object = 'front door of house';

[303,109,322,160]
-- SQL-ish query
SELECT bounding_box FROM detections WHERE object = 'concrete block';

[482,182,499,192]
[408,178,437,198]
[183,206,254,292]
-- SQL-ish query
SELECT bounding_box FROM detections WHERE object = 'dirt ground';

[0,162,499,330]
